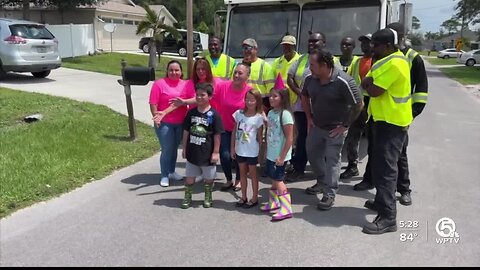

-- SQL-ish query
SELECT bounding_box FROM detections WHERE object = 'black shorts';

[236,155,258,165]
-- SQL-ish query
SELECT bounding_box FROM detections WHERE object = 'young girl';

[260,75,294,221]
[231,89,264,208]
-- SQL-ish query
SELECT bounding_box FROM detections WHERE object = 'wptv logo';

[435,217,460,244]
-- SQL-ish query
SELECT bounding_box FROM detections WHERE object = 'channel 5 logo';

[435,217,460,244]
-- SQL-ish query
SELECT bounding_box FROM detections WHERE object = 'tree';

[441,18,461,35]
[453,0,480,38]
[136,4,179,69]
[2,0,103,20]
[196,21,209,34]
[412,16,421,31]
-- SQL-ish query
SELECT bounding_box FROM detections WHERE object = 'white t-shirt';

[233,110,264,157]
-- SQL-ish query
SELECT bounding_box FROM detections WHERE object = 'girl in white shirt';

[231,89,265,208]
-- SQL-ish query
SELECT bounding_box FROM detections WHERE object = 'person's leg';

[291,112,308,175]
[248,162,259,203]
[181,161,199,209]
[363,122,406,234]
[318,131,346,210]
[168,124,184,180]
[396,132,412,205]
[271,166,293,221]
[305,126,326,194]
[219,132,233,190]
[155,123,175,186]
[341,117,363,179]
[354,118,375,191]
[202,165,217,208]
[260,160,281,212]
[236,160,248,206]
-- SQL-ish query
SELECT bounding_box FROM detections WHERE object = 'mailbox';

[123,66,155,85]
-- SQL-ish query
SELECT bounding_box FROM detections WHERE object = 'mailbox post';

[118,59,155,140]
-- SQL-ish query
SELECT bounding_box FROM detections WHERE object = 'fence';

[46,24,95,58]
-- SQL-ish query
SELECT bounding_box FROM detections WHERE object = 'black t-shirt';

[183,107,224,166]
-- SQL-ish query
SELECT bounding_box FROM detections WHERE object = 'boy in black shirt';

[181,83,224,209]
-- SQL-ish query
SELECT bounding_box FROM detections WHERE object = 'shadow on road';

[0,73,56,84]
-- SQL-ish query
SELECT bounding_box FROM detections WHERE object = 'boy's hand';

[211,153,219,164]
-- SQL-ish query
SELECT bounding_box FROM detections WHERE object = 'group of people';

[148,21,428,234]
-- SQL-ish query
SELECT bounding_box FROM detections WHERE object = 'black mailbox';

[123,66,155,85]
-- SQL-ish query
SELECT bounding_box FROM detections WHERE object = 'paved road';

[1,63,480,266]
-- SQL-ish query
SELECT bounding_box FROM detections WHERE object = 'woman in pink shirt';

[218,63,253,191]
[149,60,187,188]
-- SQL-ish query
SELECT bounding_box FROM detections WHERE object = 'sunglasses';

[308,39,325,43]
[242,45,255,51]
[341,43,354,46]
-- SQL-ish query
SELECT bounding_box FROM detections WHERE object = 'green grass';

[439,66,480,85]
[0,88,159,218]
[425,57,459,65]
[62,52,187,78]
[418,51,438,57]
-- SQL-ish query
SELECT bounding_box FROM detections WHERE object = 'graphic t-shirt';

[266,109,294,162]
[233,110,264,157]
[183,107,224,166]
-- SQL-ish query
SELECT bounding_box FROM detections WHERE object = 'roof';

[94,1,146,16]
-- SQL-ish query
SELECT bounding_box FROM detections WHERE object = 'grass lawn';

[425,57,459,65]
[439,66,480,85]
[62,52,187,78]
[0,88,159,218]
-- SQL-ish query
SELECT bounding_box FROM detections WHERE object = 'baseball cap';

[242,38,258,48]
[280,35,296,45]
[371,28,397,45]
[358,33,372,42]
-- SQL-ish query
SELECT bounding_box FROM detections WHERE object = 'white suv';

[437,48,465,59]
[0,18,61,79]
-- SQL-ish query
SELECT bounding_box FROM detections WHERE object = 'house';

[424,29,479,51]
[0,0,177,51]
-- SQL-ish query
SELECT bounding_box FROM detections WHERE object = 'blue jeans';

[220,131,239,181]
[155,122,183,178]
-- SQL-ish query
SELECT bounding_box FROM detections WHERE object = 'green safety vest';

[272,52,300,104]
[247,58,275,96]
[367,50,413,127]
[404,48,428,104]
[206,54,235,80]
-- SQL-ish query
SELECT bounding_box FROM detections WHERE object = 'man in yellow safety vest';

[205,37,235,80]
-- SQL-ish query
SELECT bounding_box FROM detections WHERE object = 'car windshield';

[9,24,55,39]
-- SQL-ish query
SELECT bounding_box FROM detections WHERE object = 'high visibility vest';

[348,56,371,97]
[367,50,412,127]
[206,54,235,80]
[404,48,428,104]
[272,52,300,104]
[336,55,359,73]
[293,54,309,88]
[247,58,274,96]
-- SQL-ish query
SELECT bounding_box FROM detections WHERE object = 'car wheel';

[31,70,51,78]
[178,47,187,57]
[142,44,149,53]
[466,59,476,67]
[0,66,6,80]
[443,55,450,59]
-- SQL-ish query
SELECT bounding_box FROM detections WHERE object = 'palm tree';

[136,4,179,69]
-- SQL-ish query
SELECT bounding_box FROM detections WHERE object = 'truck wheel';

[142,44,149,53]
[31,70,51,78]
[178,47,187,57]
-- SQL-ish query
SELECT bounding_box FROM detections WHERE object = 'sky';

[409,0,462,33]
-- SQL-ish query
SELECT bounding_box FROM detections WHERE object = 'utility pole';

[186,0,193,78]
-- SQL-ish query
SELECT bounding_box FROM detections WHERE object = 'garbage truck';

[222,0,412,61]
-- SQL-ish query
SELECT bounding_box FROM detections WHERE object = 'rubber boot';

[271,192,293,221]
[181,185,193,209]
[260,189,280,212]
[203,183,213,208]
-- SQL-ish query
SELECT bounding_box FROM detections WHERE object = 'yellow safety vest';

[293,54,309,88]
[247,58,275,96]
[272,52,300,104]
[367,50,412,127]
[404,48,428,104]
[206,54,235,80]
[348,56,371,97]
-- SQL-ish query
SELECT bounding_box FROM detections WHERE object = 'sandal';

[243,200,258,209]
[235,198,247,207]
[233,180,241,192]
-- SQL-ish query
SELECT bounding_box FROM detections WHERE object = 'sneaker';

[169,172,184,181]
[317,196,335,211]
[364,199,377,211]
[340,166,359,179]
[305,183,323,195]
[362,215,397,235]
[353,180,374,191]
[399,192,412,206]
[160,177,169,187]
[285,170,305,182]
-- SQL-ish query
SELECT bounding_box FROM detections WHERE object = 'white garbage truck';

[222,0,412,61]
